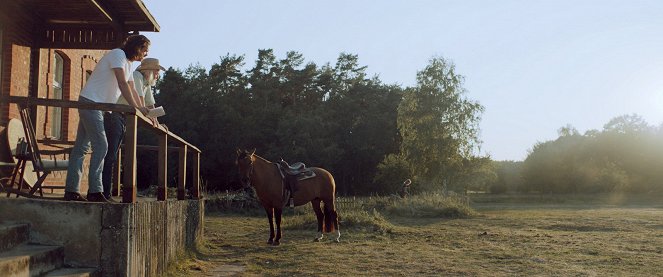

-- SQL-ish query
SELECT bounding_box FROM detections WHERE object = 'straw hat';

[136,58,165,71]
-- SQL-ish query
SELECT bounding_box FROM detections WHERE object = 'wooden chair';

[4,108,70,198]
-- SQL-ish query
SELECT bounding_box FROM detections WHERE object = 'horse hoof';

[334,238,340,243]
[267,240,273,245]
[272,241,281,246]
[314,238,321,242]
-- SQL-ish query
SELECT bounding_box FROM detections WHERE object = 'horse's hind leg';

[312,199,324,242]
[332,210,341,243]
[273,208,283,246]
[265,207,275,244]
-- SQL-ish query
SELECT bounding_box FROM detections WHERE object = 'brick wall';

[1,5,109,193]
[37,49,105,142]
[0,4,35,177]
[37,49,106,189]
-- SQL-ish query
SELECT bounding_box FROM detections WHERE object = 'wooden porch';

[1,95,202,203]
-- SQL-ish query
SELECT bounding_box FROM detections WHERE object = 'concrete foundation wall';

[124,200,204,277]
[0,198,204,276]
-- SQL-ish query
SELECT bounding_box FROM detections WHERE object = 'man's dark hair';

[121,35,150,60]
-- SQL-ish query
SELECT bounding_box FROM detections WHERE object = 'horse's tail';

[323,203,338,233]
[318,167,339,233]
[323,207,334,232]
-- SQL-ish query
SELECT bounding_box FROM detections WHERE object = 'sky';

[141,0,663,161]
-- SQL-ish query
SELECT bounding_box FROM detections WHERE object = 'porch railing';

[1,95,201,203]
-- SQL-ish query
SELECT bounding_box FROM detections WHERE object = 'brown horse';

[236,149,340,245]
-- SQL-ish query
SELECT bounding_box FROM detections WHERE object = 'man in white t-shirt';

[101,58,165,200]
[64,35,150,202]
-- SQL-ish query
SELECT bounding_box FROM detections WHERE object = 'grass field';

[170,194,663,276]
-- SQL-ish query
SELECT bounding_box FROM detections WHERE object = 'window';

[50,52,64,139]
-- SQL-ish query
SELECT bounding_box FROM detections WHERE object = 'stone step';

[0,244,64,277]
[44,267,100,277]
[0,223,30,252]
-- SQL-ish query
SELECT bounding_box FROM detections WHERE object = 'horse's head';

[236,148,256,188]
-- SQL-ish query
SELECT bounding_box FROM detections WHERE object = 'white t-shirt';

[80,48,134,104]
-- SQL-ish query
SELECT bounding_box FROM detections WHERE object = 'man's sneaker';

[63,191,87,202]
[87,192,110,203]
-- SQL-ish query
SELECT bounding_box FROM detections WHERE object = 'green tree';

[397,56,484,191]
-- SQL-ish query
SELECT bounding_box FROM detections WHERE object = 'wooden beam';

[127,0,161,32]
[112,148,121,197]
[87,0,125,34]
[192,152,201,199]
[4,96,202,153]
[178,145,187,200]
[157,134,168,201]
[134,145,188,152]
[37,21,122,49]
[87,0,114,22]
[122,114,138,203]
[2,96,136,113]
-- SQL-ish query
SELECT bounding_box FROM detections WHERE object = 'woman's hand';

[138,106,149,115]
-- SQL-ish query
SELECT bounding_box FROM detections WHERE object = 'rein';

[246,162,255,187]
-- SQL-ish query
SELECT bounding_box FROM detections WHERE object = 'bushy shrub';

[205,190,263,214]
[284,208,394,234]
[380,192,475,218]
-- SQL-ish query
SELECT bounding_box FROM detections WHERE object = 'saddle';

[276,159,316,208]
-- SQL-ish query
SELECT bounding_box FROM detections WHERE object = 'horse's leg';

[265,207,275,244]
[332,209,341,243]
[312,199,324,242]
[273,208,283,246]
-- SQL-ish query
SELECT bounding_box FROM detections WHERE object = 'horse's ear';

[250,148,256,156]
[236,148,242,155]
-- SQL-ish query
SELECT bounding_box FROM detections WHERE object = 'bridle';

[239,154,255,188]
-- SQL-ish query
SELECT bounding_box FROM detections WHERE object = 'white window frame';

[0,24,3,92]
[50,52,64,139]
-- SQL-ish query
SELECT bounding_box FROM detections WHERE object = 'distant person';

[101,58,166,200]
[399,179,412,198]
[64,35,150,202]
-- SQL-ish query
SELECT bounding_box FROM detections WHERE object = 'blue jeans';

[65,97,108,194]
[101,112,125,199]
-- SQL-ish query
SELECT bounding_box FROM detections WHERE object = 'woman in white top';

[64,35,150,202]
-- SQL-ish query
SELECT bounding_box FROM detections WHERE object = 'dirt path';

[200,262,246,276]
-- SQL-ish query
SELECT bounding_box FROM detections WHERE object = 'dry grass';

[170,194,663,276]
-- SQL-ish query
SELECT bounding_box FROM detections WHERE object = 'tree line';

[138,50,484,195]
[489,115,663,194]
[137,49,661,196]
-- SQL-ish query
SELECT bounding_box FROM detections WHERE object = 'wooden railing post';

[112,148,121,197]
[192,152,200,199]
[157,134,168,201]
[122,113,138,203]
[177,145,187,200]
